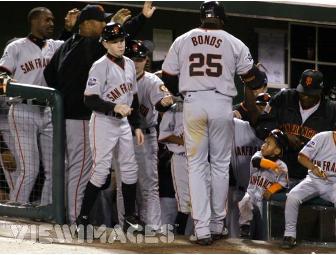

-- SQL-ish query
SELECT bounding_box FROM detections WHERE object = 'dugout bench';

[262,192,336,243]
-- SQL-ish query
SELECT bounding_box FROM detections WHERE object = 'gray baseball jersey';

[238,151,288,229]
[84,54,138,188]
[228,118,262,237]
[284,131,336,238]
[137,71,169,128]
[159,104,189,214]
[0,37,62,205]
[162,27,255,239]
[162,28,253,96]
[247,151,288,202]
[0,38,63,86]
[231,118,263,189]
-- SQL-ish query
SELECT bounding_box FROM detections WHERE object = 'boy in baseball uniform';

[76,22,145,238]
[281,131,336,249]
[115,40,173,232]
[238,129,289,239]
[158,97,190,235]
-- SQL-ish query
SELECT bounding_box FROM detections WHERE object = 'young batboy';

[238,129,289,238]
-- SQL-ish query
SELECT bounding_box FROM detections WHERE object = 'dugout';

[0,0,336,242]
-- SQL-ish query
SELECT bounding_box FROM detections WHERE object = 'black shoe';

[240,224,250,238]
[75,215,90,240]
[212,227,229,241]
[280,236,297,249]
[195,237,213,246]
[123,215,145,234]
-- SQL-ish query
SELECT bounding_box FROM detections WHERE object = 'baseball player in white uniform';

[113,40,173,231]
[76,23,145,238]
[227,93,270,238]
[0,7,65,205]
[161,1,266,245]
[238,129,288,239]
[158,98,191,235]
[281,131,336,249]
[227,118,263,237]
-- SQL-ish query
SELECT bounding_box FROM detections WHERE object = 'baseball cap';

[77,5,112,24]
[296,69,323,96]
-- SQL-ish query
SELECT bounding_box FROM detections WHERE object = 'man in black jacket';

[43,2,156,225]
[251,69,336,186]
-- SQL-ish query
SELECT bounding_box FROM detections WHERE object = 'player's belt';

[22,99,47,106]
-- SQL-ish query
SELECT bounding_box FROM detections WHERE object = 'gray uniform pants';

[183,91,233,238]
[65,119,92,224]
[8,104,52,205]
[284,175,336,238]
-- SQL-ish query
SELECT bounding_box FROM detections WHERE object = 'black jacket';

[44,14,147,120]
[256,89,336,180]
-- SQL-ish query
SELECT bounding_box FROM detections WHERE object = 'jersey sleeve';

[162,38,180,75]
[299,133,323,160]
[235,43,254,75]
[84,62,105,97]
[131,61,138,95]
[0,43,17,74]
[276,160,289,188]
[149,74,167,105]
[158,111,175,142]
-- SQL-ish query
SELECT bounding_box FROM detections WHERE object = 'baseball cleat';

[123,215,145,234]
[211,227,229,240]
[190,234,213,245]
[280,236,297,249]
[239,224,250,238]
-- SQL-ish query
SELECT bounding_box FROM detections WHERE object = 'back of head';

[200,1,226,28]
[125,40,149,59]
[100,22,127,42]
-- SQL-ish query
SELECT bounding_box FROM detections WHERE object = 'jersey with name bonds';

[85,55,137,109]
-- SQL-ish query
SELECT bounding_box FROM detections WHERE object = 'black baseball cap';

[78,5,112,24]
[296,69,323,96]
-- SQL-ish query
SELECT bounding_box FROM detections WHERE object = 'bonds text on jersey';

[191,35,222,48]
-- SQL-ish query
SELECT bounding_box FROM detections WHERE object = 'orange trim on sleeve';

[266,183,283,194]
[260,158,278,170]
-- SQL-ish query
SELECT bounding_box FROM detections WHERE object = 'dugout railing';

[0,80,65,224]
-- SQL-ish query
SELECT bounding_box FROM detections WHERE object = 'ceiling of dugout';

[98,1,336,26]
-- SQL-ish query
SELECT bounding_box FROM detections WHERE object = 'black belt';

[132,128,152,136]
[22,99,47,107]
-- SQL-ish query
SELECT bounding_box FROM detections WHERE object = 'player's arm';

[298,152,326,179]
[84,94,117,114]
[263,182,284,200]
[127,93,141,129]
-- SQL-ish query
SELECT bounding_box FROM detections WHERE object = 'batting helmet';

[269,129,288,152]
[200,1,226,22]
[256,92,271,106]
[125,40,149,59]
[101,22,127,42]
